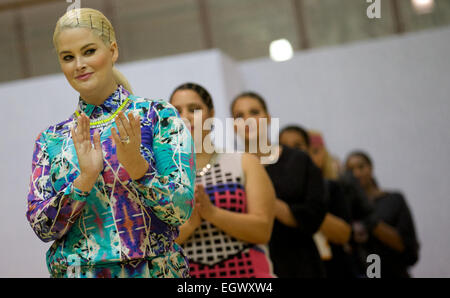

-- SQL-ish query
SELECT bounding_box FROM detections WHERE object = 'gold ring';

[120,136,130,144]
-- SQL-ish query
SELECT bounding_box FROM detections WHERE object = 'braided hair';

[53,8,132,92]
[231,91,268,115]
[169,82,214,111]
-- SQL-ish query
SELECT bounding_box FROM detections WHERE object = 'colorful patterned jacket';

[26,85,195,277]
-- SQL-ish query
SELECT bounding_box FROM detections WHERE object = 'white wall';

[1,26,449,277]
[0,50,241,277]
[239,27,450,278]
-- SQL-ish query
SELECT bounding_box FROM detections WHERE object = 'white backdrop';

[1,26,449,277]
[239,27,450,278]
[0,50,242,277]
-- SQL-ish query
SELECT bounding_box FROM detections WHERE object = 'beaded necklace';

[74,97,131,128]
[196,153,217,177]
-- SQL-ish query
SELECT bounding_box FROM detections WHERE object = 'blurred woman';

[278,125,310,152]
[171,83,276,278]
[307,130,354,277]
[346,151,419,278]
[279,126,354,277]
[231,93,327,278]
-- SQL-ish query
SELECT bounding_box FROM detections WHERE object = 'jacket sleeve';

[289,154,327,235]
[394,193,420,266]
[26,131,91,242]
[339,171,379,232]
[130,100,195,227]
[326,180,352,223]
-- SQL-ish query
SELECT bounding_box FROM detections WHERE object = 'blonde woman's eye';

[85,49,96,55]
[63,55,74,61]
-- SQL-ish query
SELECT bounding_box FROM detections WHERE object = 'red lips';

[75,72,93,80]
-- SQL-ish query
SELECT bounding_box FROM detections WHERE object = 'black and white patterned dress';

[182,153,275,278]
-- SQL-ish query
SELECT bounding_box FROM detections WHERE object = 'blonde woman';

[307,130,354,277]
[26,8,195,278]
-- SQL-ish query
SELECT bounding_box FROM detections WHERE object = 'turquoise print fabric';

[26,85,195,277]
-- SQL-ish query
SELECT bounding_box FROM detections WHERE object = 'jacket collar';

[76,85,130,120]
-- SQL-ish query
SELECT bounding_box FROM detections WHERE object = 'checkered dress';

[182,153,275,278]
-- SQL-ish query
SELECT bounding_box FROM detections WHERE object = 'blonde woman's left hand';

[111,110,149,180]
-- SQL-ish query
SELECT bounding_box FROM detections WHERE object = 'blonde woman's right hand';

[71,112,103,189]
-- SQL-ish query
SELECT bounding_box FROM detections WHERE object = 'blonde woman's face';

[56,27,118,98]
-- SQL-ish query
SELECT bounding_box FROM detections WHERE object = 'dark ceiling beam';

[0,0,61,12]
[198,0,213,49]
[13,9,31,78]
[102,0,127,62]
[292,0,310,50]
[390,0,405,34]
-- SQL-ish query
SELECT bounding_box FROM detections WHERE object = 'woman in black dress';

[345,151,420,278]
[280,126,355,278]
[231,92,327,278]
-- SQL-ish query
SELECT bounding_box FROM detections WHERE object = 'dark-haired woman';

[280,126,357,278]
[279,125,310,153]
[171,83,276,278]
[346,151,419,278]
[231,92,327,278]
